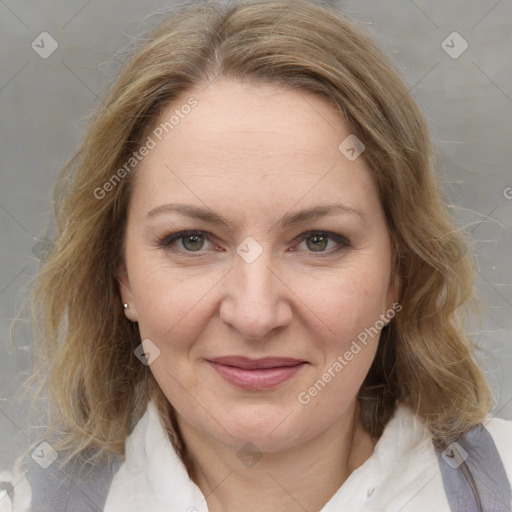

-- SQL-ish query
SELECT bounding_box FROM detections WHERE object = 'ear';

[117,260,138,323]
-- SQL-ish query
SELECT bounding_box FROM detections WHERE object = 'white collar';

[104,399,440,512]
[104,399,208,511]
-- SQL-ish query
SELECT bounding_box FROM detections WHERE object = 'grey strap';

[24,453,123,512]
[436,423,511,512]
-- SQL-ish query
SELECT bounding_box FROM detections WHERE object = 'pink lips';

[206,356,307,391]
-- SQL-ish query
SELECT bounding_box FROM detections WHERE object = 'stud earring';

[123,304,129,309]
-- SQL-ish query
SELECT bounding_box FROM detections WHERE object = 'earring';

[123,304,129,309]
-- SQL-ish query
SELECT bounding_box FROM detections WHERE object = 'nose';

[219,248,293,340]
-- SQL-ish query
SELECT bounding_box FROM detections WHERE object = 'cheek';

[130,259,221,351]
[294,270,386,409]
[296,341,377,433]
[293,263,391,351]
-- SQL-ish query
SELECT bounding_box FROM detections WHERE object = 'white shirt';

[104,400,512,511]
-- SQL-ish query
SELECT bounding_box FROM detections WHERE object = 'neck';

[176,400,378,512]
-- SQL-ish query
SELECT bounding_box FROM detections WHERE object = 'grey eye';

[305,234,329,251]
[181,234,205,251]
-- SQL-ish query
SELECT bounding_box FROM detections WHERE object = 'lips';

[208,356,305,370]
[206,356,307,391]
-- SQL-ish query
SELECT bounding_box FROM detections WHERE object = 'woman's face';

[119,79,399,452]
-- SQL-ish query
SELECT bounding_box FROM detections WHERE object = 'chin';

[206,407,311,452]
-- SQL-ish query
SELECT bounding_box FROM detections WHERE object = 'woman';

[1,0,511,510]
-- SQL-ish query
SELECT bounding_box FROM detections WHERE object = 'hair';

[25,0,493,477]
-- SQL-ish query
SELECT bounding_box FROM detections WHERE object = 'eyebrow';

[145,202,367,230]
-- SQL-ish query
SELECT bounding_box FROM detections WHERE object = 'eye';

[158,230,216,253]
[293,231,350,255]
[157,230,351,256]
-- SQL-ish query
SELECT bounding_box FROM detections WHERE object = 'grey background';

[1,0,511,471]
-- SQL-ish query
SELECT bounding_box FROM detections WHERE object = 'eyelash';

[156,230,351,257]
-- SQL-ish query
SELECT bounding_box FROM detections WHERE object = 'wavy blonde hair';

[25,0,492,472]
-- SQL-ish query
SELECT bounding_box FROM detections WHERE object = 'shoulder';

[454,415,512,510]
[423,413,512,512]
[3,450,123,512]
[484,415,512,480]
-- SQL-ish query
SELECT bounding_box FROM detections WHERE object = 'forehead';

[130,79,379,218]
[152,79,346,161]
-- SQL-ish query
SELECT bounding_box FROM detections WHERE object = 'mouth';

[205,356,308,391]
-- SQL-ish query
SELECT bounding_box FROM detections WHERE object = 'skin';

[118,78,400,512]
